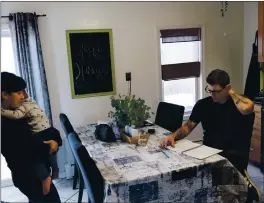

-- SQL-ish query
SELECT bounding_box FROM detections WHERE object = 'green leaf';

[109,93,153,128]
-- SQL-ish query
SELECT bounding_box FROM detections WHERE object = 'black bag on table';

[95,124,116,142]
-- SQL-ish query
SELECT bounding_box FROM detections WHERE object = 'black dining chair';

[59,113,80,190]
[59,113,75,136]
[155,102,185,133]
[67,131,105,203]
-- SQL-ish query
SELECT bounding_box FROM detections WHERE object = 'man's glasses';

[205,85,225,94]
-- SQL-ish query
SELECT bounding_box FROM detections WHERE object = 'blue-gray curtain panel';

[9,12,53,126]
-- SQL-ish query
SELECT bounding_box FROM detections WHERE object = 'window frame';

[157,25,205,119]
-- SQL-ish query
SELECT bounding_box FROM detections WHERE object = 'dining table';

[75,124,248,203]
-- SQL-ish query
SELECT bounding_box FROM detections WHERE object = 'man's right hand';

[44,140,58,154]
[160,120,198,149]
[160,135,176,149]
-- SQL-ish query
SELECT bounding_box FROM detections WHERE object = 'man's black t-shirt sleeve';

[189,99,203,124]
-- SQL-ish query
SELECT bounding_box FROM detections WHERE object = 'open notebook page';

[167,139,202,153]
[183,145,222,160]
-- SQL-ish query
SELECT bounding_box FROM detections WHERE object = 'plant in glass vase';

[108,94,154,130]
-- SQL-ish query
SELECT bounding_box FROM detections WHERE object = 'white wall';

[243,2,258,88]
[1,2,244,175]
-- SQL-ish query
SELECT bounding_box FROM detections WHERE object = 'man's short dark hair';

[1,72,26,93]
[206,69,230,88]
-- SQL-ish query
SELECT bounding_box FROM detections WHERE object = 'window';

[160,28,201,114]
[161,41,200,64]
[163,78,196,112]
[1,24,18,75]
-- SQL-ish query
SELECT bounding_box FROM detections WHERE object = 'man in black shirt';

[161,69,261,202]
[1,72,61,203]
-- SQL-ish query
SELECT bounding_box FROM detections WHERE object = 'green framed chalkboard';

[66,29,116,99]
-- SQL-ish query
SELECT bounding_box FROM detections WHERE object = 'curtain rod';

[1,14,46,18]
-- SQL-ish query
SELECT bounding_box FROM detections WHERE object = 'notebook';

[167,139,201,153]
[167,139,222,160]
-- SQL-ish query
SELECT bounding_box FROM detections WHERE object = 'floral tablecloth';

[76,124,248,203]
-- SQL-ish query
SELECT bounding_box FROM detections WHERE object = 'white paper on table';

[183,145,222,160]
[167,139,202,153]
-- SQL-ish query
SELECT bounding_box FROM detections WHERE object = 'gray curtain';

[9,12,53,125]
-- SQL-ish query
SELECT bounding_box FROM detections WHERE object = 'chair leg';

[73,162,79,190]
[77,166,83,189]
[78,175,84,203]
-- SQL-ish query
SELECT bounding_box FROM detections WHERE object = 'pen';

[162,151,169,158]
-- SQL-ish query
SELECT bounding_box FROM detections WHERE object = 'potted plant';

[108,94,154,132]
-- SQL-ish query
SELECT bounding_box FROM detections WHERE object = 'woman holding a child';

[1,72,61,203]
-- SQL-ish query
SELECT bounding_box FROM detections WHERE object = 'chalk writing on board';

[77,44,103,60]
[74,62,110,81]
